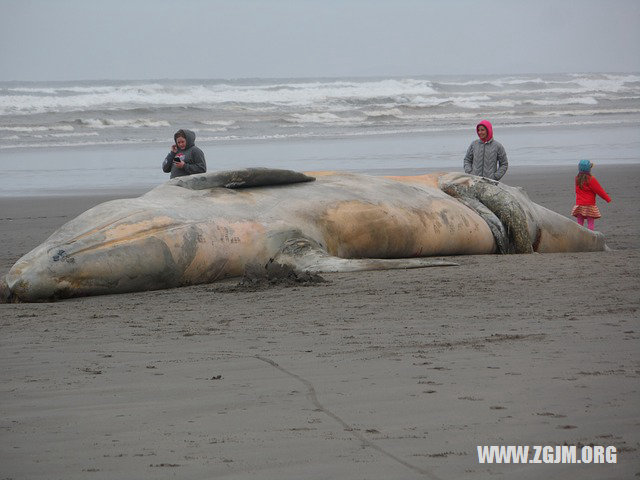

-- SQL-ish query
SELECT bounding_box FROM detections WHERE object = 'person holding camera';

[162,129,207,178]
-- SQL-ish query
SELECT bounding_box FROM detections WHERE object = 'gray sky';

[1,0,639,81]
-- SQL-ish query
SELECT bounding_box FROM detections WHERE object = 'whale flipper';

[439,175,533,254]
[169,168,316,190]
[270,236,458,273]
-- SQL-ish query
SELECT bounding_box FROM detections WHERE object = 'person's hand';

[174,159,185,169]
[171,144,178,154]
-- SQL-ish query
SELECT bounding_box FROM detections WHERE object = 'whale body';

[1,169,606,302]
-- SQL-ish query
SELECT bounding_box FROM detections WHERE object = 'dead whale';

[1,168,606,302]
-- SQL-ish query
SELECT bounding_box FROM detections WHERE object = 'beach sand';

[1,165,638,479]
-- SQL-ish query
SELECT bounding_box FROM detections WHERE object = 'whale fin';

[169,168,315,191]
[270,236,458,273]
[439,174,533,254]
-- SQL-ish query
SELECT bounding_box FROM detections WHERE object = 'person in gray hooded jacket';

[162,129,207,179]
[463,119,508,181]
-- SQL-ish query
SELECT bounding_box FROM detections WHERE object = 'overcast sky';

[1,0,639,81]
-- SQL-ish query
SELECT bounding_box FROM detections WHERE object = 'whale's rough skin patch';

[1,168,607,303]
[438,176,533,254]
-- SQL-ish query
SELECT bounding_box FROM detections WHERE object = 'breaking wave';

[1,73,638,149]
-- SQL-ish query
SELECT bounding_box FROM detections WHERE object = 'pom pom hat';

[578,159,593,173]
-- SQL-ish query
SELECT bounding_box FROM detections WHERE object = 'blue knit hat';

[578,159,592,172]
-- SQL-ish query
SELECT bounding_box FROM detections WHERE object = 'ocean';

[1,73,639,196]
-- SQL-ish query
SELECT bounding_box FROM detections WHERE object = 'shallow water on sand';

[0,123,638,197]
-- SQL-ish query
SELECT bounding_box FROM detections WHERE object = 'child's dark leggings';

[576,214,595,231]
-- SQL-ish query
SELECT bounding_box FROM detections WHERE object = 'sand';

[1,165,638,480]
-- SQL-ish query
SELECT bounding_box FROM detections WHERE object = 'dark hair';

[174,129,187,142]
[575,172,591,189]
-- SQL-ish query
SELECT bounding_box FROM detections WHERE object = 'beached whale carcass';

[1,168,606,302]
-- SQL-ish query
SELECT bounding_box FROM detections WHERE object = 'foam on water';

[0,125,75,132]
[75,118,171,128]
[0,73,638,153]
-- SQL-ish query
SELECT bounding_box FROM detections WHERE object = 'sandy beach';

[1,164,638,479]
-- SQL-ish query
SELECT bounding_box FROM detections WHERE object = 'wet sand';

[1,165,638,479]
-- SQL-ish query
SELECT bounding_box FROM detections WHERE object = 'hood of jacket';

[476,120,493,143]
[174,129,196,149]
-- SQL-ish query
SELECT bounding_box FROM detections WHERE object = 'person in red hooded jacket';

[463,119,508,181]
[571,160,611,231]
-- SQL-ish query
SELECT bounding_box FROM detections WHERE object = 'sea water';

[1,73,638,196]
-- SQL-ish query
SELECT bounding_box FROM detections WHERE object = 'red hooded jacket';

[575,175,611,206]
[477,119,493,142]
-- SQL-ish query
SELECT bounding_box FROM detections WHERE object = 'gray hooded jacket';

[463,139,508,181]
[162,129,207,179]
